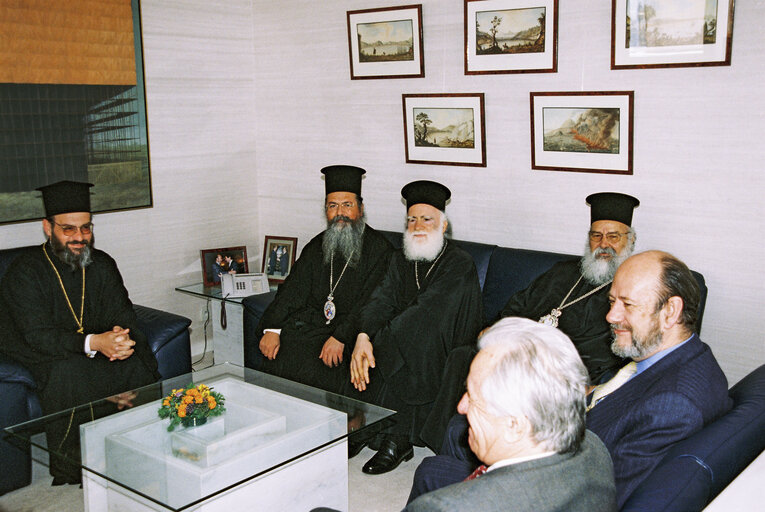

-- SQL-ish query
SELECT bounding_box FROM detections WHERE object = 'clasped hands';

[91,326,135,361]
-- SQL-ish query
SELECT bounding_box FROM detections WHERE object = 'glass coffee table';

[4,363,394,511]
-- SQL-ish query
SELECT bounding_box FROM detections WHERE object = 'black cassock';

[357,241,483,444]
[420,259,624,451]
[257,225,393,395]
[0,244,159,481]
[500,260,624,382]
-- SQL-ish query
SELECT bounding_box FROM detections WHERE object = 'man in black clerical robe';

[0,181,159,485]
[350,180,483,475]
[254,165,393,396]
[419,191,640,453]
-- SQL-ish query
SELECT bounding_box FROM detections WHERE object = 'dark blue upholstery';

[0,245,192,495]
[622,364,765,511]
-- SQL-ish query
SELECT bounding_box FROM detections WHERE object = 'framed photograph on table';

[464,0,558,74]
[530,91,634,175]
[347,4,424,80]
[200,246,249,287]
[261,236,298,285]
[402,93,486,167]
[611,0,735,69]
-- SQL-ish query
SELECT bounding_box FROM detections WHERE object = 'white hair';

[402,210,449,261]
[477,317,588,453]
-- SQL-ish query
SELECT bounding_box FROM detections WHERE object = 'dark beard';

[323,214,366,266]
[49,236,93,271]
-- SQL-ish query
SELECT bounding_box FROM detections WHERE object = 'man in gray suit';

[405,317,616,512]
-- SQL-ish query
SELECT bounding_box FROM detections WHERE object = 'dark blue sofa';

[241,231,765,510]
[0,245,193,495]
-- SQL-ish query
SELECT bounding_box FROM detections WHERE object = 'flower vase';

[180,416,208,429]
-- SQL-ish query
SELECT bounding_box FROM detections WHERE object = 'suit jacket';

[404,431,616,512]
[586,334,732,508]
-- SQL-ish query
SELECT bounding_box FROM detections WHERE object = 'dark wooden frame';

[261,236,298,285]
[611,0,735,70]
[200,246,249,287]
[464,0,558,75]
[347,4,425,80]
[402,93,487,167]
[530,91,634,175]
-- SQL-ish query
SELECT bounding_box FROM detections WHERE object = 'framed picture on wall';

[261,236,298,285]
[611,0,735,69]
[530,91,634,175]
[464,0,558,75]
[200,246,249,287]
[347,4,424,80]
[402,93,487,167]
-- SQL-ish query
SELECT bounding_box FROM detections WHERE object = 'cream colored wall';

[0,0,260,358]
[252,0,764,384]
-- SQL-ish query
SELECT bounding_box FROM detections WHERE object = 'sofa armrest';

[134,305,192,380]
[242,291,277,370]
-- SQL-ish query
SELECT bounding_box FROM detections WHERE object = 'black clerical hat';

[401,180,451,211]
[321,165,366,195]
[586,192,640,226]
[36,180,93,217]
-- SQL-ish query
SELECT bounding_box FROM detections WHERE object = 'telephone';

[220,273,270,298]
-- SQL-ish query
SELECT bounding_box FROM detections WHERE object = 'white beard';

[579,241,634,286]
[403,228,445,261]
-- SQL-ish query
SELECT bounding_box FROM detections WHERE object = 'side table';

[175,283,258,367]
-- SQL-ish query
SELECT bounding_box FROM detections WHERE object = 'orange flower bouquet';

[157,383,226,431]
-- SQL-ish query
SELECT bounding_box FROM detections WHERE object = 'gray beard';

[579,242,634,286]
[49,236,93,271]
[322,214,366,266]
[403,229,445,262]
[610,318,664,360]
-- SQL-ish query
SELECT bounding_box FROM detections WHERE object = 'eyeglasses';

[589,231,628,243]
[54,222,93,236]
[326,202,356,211]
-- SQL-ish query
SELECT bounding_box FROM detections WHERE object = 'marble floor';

[0,351,431,512]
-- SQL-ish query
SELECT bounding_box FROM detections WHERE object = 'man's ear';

[441,219,448,234]
[662,296,684,329]
[42,218,52,238]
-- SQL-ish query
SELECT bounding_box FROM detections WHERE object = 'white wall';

[2,1,762,383]
[252,0,765,384]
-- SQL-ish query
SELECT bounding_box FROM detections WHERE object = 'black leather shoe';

[361,439,413,475]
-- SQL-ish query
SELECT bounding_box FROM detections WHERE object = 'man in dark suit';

[405,317,616,512]
[586,250,732,507]
[410,250,732,508]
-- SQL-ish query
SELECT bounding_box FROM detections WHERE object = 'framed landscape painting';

[465,0,558,74]
[530,91,634,175]
[402,93,486,167]
[611,0,735,69]
[347,4,424,79]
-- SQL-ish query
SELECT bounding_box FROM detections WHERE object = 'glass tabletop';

[174,282,249,304]
[4,363,394,511]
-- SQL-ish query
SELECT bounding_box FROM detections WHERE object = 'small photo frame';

[464,0,558,75]
[200,246,249,287]
[347,4,424,80]
[402,93,487,167]
[261,236,298,284]
[611,0,734,69]
[530,91,634,175]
